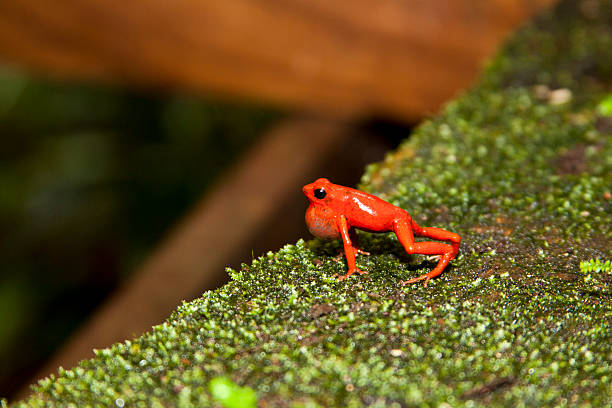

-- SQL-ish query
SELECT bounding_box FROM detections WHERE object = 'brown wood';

[0,0,556,120]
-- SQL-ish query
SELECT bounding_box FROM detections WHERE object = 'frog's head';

[303,178,336,205]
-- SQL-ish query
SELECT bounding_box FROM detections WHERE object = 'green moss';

[12,0,612,406]
[580,258,612,274]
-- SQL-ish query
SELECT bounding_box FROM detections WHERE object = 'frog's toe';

[334,269,368,281]
[355,248,371,256]
[333,272,348,281]
[401,273,430,286]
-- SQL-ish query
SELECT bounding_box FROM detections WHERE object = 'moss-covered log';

[8,0,612,406]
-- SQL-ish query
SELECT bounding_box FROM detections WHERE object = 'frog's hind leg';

[412,221,460,257]
[393,218,460,286]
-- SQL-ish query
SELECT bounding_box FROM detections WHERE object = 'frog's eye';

[314,188,326,199]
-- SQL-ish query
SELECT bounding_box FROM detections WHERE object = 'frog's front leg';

[332,229,369,263]
[334,215,368,281]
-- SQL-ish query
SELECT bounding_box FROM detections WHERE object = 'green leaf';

[597,94,612,116]
[208,377,257,408]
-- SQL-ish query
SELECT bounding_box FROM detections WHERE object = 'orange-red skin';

[303,178,461,285]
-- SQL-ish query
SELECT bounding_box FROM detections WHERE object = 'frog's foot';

[401,273,431,286]
[335,268,368,281]
[402,253,453,287]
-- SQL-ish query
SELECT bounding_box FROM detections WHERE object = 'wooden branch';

[0,0,556,120]
[23,118,355,395]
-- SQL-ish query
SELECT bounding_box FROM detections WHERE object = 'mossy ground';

[9,0,612,406]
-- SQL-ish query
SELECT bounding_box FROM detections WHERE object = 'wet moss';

[11,0,612,406]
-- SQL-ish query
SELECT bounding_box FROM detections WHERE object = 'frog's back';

[339,187,408,232]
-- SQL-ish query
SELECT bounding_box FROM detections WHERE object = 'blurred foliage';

[0,66,280,395]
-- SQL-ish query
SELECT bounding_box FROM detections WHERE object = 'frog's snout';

[302,183,313,198]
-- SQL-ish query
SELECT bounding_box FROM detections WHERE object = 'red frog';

[303,178,460,285]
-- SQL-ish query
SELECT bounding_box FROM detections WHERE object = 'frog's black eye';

[314,188,326,199]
